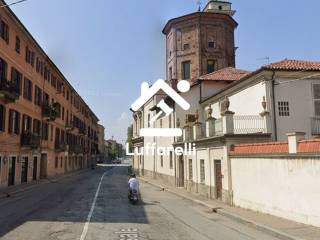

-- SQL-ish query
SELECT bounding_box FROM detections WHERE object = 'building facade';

[0,1,99,189]
[131,0,320,210]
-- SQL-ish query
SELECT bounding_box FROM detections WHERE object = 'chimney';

[287,132,305,154]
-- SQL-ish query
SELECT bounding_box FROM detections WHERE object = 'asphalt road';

[0,166,282,240]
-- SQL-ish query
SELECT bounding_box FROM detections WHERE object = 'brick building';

[0,0,99,189]
[163,0,237,81]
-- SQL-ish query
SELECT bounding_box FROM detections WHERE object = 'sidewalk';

[0,169,90,199]
[139,176,320,240]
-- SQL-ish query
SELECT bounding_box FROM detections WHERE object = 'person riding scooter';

[128,174,139,203]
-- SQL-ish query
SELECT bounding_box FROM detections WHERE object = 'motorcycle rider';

[128,174,139,198]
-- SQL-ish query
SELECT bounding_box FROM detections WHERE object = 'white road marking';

[79,171,107,240]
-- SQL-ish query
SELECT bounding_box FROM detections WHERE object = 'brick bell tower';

[163,0,238,81]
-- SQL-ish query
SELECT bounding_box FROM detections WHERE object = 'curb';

[0,169,91,200]
[139,177,303,240]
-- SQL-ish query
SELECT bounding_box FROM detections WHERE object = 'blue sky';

[10,0,320,142]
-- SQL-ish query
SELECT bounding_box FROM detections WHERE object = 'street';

[0,166,282,240]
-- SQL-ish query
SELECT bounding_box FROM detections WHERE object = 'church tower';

[163,0,237,81]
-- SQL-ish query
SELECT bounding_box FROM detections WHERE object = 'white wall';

[231,156,320,227]
[209,82,267,119]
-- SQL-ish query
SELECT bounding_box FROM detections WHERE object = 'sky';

[9,0,320,143]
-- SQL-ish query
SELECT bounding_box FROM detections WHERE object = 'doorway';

[21,157,28,183]
[40,154,47,179]
[8,156,16,186]
[178,155,184,187]
[33,156,38,180]
[214,160,222,199]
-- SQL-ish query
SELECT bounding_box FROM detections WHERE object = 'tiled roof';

[230,140,320,155]
[199,67,250,81]
[263,59,320,71]
[230,142,289,155]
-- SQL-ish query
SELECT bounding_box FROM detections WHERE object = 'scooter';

[128,189,139,204]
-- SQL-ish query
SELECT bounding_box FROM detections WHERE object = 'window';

[183,43,190,50]
[22,114,32,132]
[66,90,69,101]
[148,114,151,127]
[51,75,56,88]
[23,78,33,101]
[42,122,48,140]
[62,107,65,120]
[200,159,205,183]
[8,109,20,134]
[189,159,193,180]
[34,86,42,106]
[33,119,41,136]
[208,41,216,48]
[313,84,320,116]
[50,125,54,141]
[160,155,163,167]
[0,19,9,43]
[25,46,33,64]
[0,105,5,131]
[60,157,63,168]
[169,152,173,169]
[160,119,163,128]
[169,67,172,80]
[15,36,20,53]
[207,60,215,74]
[11,68,22,95]
[278,101,290,117]
[0,57,7,79]
[182,61,191,80]
[169,114,172,128]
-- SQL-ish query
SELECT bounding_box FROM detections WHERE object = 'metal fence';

[311,117,320,135]
[233,115,266,134]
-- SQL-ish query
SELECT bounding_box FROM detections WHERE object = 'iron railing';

[311,117,320,135]
[233,115,266,134]
[0,77,19,102]
[21,132,41,148]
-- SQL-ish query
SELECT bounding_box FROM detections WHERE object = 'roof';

[199,67,250,82]
[263,59,320,71]
[201,59,320,104]
[230,139,320,155]
[162,11,237,34]
[1,0,99,122]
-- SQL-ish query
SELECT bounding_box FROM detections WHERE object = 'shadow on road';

[0,166,149,238]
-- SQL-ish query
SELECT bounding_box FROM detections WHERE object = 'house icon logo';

[131,79,191,137]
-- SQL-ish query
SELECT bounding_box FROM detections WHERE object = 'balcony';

[55,141,68,152]
[178,114,269,142]
[42,104,58,121]
[65,122,74,131]
[69,145,83,154]
[0,78,19,103]
[21,132,41,149]
[79,128,86,136]
[311,117,320,135]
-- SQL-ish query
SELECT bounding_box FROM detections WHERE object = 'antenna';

[197,0,202,11]
[256,57,270,64]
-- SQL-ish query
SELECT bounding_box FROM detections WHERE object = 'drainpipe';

[270,70,278,141]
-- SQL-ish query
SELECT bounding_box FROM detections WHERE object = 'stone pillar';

[206,117,216,137]
[221,111,234,135]
[287,132,305,154]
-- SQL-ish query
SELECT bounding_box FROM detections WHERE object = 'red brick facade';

[0,2,99,188]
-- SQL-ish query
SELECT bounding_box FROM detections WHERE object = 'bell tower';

[163,0,237,81]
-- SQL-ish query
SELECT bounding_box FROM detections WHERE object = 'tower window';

[183,43,190,50]
[182,61,191,80]
[208,41,216,48]
[219,6,223,10]
[207,60,215,74]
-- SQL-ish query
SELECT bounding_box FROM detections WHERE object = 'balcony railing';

[55,141,68,152]
[176,114,269,142]
[21,132,41,148]
[233,115,266,134]
[42,104,58,121]
[311,117,320,135]
[0,78,19,103]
